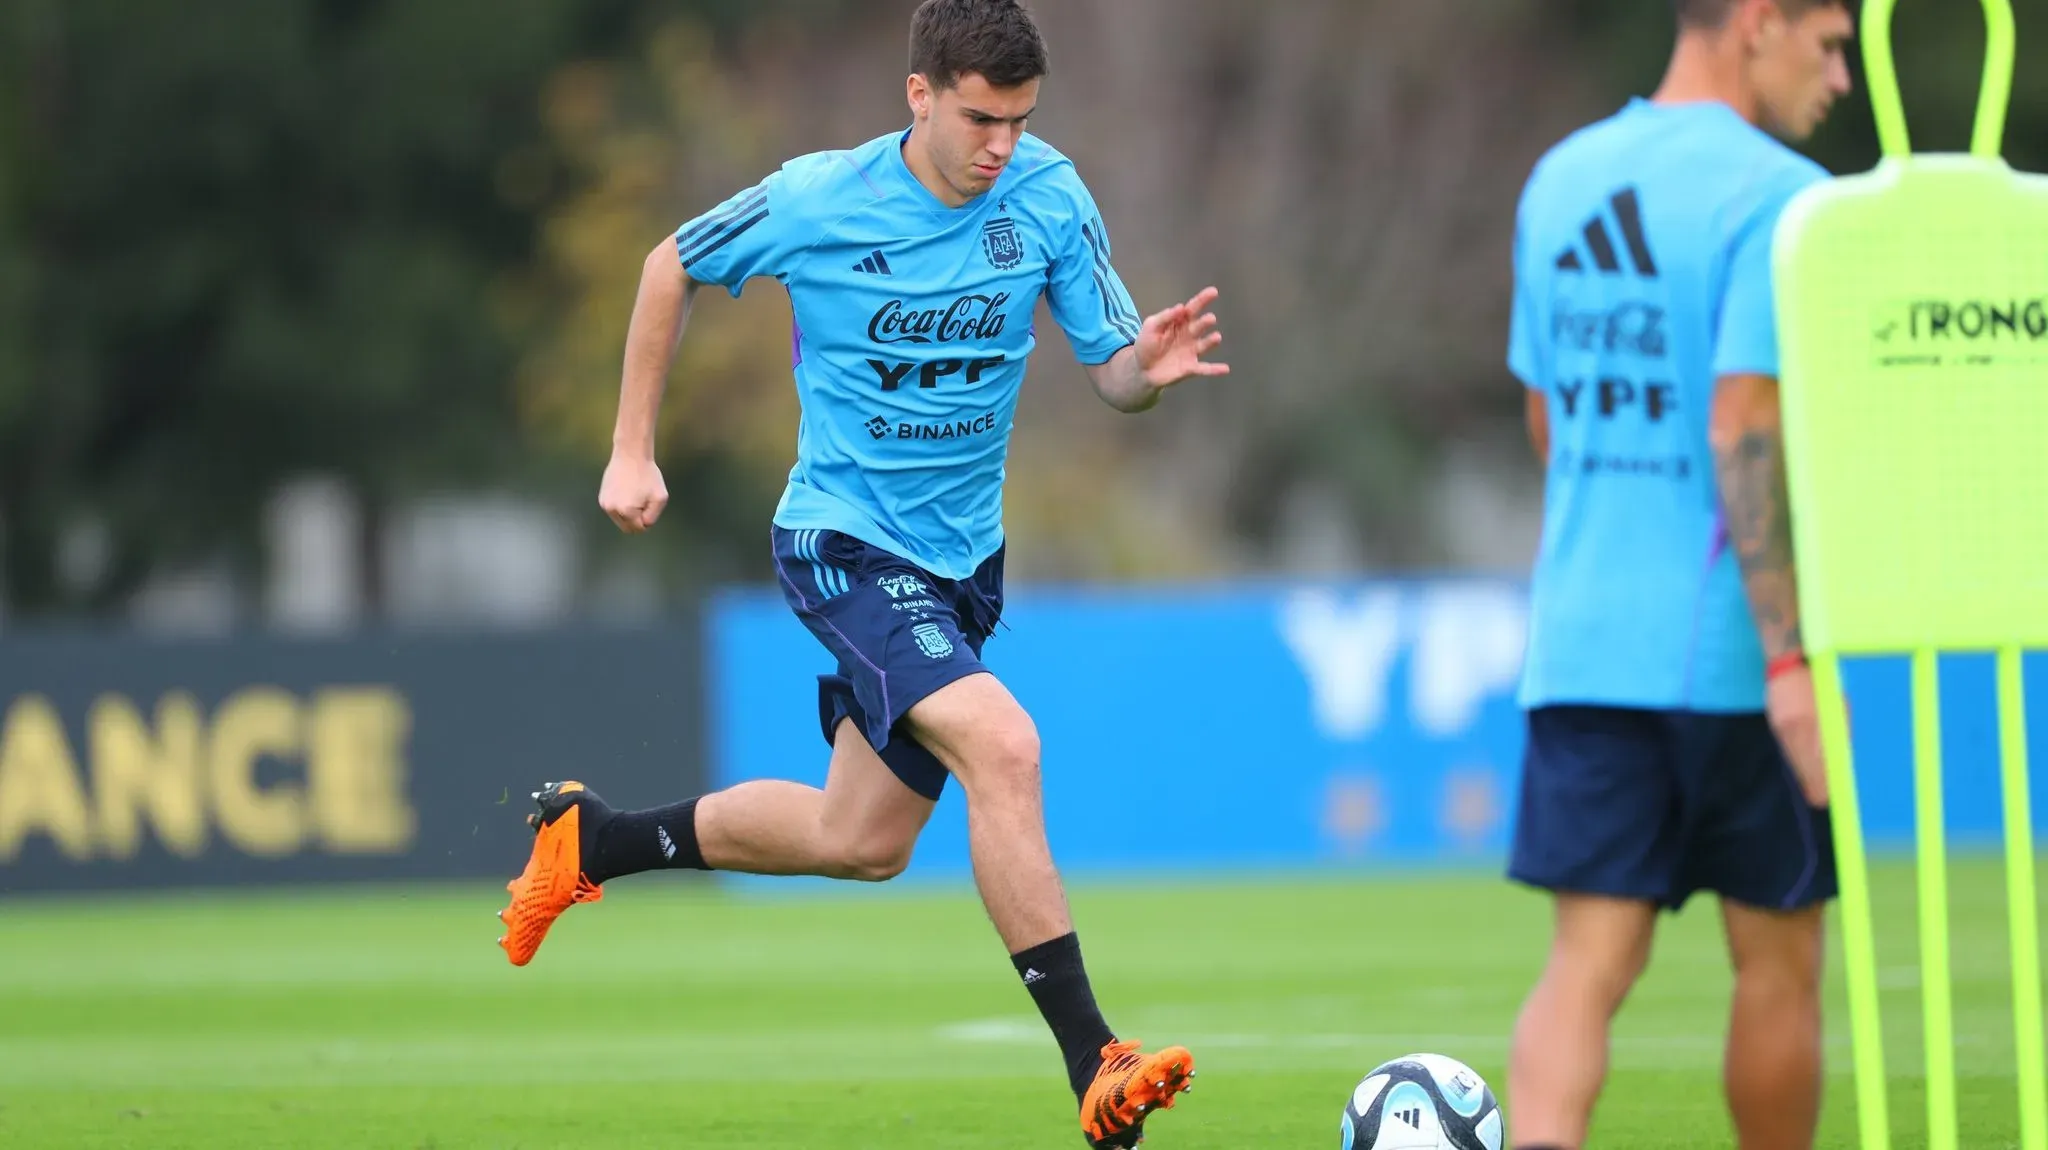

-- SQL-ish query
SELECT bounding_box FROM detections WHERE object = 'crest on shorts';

[911,622,955,660]
[877,574,928,600]
[981,216,1023,270]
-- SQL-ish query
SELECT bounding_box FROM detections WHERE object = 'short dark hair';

[1671,0,1847,29]
[908,0,1048,91]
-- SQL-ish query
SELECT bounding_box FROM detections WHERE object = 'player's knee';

[821,832,914,882]
[841,840,912,882]
[1549,944,1649,1007]
[1727,907,1826,996]
[1550,921,1654,1004]
[963,716,1042,799]
[1732,945,1823,1005]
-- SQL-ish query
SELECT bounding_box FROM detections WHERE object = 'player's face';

[1747,2,1855,141]
[907,72,1039,205]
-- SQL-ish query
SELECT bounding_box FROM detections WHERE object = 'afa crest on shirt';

[981,216,1023,270]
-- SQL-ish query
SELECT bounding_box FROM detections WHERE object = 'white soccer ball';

[1340,1053,1503,1150]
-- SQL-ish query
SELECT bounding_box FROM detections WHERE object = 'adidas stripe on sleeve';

[675,173,794,296]
[1045,178,1142,366]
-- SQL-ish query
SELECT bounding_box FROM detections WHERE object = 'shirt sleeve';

[1045,177,1142,366]
[1712,166,1823,378]
[675,169,800,297]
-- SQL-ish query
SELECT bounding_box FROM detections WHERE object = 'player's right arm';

[1709,167,1827,804]
[600,169,803,534]
[599,245,699,534]
[1507,189,1549,468]
[1524,389,1550,466]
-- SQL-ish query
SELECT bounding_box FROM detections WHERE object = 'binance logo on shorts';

[864,416,890,440]
[911,622,954,660]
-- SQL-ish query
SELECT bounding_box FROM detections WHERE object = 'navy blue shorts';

[1508,706,1837,913]
[771,526,1004,801]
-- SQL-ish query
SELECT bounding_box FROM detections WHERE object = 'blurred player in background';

[495,1,1226,1145]
[1501,1,1854,1147]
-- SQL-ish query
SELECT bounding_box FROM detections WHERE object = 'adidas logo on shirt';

[1555,187,1659,279]
[852,249,893,275]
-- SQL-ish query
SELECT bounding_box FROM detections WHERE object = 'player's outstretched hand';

[599,452,668,534]
[1135,286,1230,389]
[1767,663,1827,806]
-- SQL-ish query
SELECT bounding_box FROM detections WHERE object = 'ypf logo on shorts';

[911,622,954,660]
[877,574,929,600]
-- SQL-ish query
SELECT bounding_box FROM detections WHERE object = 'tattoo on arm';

[1712,391,1803,659]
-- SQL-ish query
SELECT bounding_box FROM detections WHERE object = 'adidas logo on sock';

[1555,186,1659,279]
[656,826,677,860]
[1022,967,1046,984]
[852,249,893,275]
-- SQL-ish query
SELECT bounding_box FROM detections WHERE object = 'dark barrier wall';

[0,626,703,895]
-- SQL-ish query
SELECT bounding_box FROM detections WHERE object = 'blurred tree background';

[1,0,2041,626]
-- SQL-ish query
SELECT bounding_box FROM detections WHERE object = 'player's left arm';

[1709,164,1827,803]
[1709,372,1800,660]
[1710,368,1825,805]
[1708,169,1819,664]
[1043,175,1227,413]
[1083,286,1230,413]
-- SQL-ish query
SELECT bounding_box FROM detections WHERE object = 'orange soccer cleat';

[1079,1038,1196,1148]
[496,781,605,966]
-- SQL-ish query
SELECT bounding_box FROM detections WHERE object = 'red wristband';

[1766,651,1808,681]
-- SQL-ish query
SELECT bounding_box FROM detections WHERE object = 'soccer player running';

[1501,3,1854,1149]
[495,1,1222,1145]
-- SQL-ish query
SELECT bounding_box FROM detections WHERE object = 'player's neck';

[1651,34,1763,127]
[901,126,972,209]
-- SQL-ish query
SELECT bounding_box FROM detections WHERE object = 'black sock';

[584,798,709,883]
[1011,933,1116,1100]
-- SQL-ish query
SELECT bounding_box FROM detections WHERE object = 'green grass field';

[3,857,2042,1148]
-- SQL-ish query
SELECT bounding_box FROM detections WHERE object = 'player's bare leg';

[692,719,934,879]
[903,673,1066,949]
[1720,900,1826,1150]
[497,722,931,965]
[905,671,1193,1148]
[1507,894,1657,1150]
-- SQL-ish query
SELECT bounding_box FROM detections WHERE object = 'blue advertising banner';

[709,581,2047,885]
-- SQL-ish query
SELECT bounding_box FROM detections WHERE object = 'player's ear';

[1740,0,1787,52]
[906,73,931,121]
